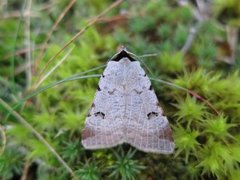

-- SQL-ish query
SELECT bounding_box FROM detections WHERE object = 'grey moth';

[81,48,175,154]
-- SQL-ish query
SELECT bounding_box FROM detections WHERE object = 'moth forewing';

[81,49,175,154]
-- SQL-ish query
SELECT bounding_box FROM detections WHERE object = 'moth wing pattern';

[81,49,175,154]
[81,69,125,149]
[125,82,175,154]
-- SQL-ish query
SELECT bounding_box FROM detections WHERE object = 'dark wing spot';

[102,74,105,78]
[134,89,143,94]
[97,85,101,91]
[144,74,147,77]
[147,112,158,119]
[108,88,116,95]
[94,112,105,119]
[149,85,153,90]
[108,91,114,95]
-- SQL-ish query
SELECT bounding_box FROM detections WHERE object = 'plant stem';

[0,98,75,177]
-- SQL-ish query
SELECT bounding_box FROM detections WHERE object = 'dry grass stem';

[33,0,77,73]
[0,98,75,177]
[34,0,123,88]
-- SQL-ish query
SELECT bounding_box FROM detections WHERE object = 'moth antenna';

[131,53,154,77]
[138,53,159,58]
[110,47,155,76]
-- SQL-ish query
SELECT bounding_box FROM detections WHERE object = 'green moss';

[174,95,206,124]
[174,125,199,162]
[158,52,185,73]
[202,115,236,140]
[108,148,145,180]
[1,0,240,179]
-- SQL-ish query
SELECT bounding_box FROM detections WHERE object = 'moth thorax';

[119,57,131,65]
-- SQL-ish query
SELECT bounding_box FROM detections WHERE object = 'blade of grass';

[0,98,75,177]
[4,64,105,122]
[138,53,159,58]
[150,78,189,91]
[0,76,22,91]
[34,46,75,89]
[24,0,33,87]
[25,74,101,103]
[33,0,77,73]
[8,74,102,120]
[3,45,43,62]
[10,0,28,95]
[34,0,123,87]
[0,125,6,156]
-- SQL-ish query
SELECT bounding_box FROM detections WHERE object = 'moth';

[81,48,175,154]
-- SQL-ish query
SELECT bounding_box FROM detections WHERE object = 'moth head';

[111,48,136,62]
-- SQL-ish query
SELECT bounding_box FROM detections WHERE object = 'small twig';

[225,26,239,64]
[2,45,45,76]
[181,22,202,54]
[21,159,31,180]
[1,2,54,19]
[180,0,208,54]
[2,45,44,61]
[34,0,123,88]
[37,2,55,12]
[94,14,130,23]
[0,98,75,177]
[188,90,220,116]
[33,0,77,73]
[35,46,75,88]
[1,11,40,19]
[151,78,220,116]
[15,62,34,75]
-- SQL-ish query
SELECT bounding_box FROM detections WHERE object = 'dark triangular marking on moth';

[108,90,114,95]
[94,112,105,119]
[147,112,158,119]
[111,50,136,62]
[108,88,116,95]
[134,89,143,94]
